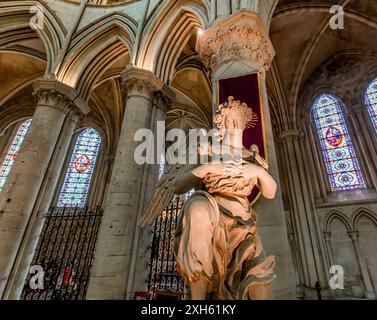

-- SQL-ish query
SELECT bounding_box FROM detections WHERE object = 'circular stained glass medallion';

[325,126,343,147]
[74,155,91,173]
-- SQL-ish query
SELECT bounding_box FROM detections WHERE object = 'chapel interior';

[0,0,376,300]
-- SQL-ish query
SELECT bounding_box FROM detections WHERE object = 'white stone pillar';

[86,67,174,300]
[0,80,89,298]
[196,10,296,299]
[126,91,174,298]
[348,230,376,299]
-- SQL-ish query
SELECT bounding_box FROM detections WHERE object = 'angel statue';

[139,96,277,300]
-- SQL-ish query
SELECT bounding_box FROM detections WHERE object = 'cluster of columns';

[0,80,88,299]
[278,130,331,298]
[86,67,174,299]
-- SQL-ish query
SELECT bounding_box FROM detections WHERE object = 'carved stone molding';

[279,129,301,142]
[152,89,175,113]
[350,103,366,115]
[121,66,164,99]
[196,10,275,73]
[67,106,85,124]
[348,230,359,241]
[33,80,90,118]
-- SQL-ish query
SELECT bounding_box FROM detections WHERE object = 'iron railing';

[147,195,186,300]
[21,206,103,300]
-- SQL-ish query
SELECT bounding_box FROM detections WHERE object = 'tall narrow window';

[0,119,32,192]
[57,128,101,208]
[312,94,365,191]
[365,78,377,132]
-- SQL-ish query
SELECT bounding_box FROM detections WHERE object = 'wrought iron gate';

[21,206,103,300]
[147,195,186,300]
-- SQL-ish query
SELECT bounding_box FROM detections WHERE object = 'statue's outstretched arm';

[242,163,277,199]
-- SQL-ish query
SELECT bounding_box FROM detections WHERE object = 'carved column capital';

[323,231,332,241]
[288,232,295,242]
[279,130,302,142]
[67,106,85,124]
[196,10,275,73]
[350,103,366,116]
[33,79,90,119]
[152,89,176,113]
[121,66,165,99]
[348,230,359,241]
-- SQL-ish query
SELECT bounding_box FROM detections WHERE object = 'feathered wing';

[138,164,183,228]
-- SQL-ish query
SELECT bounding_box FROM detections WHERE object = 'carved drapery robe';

[174,159,276,300]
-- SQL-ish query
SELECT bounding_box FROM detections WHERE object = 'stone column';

[196,10,296,299]
[125,90,174,298]
[323,231,335,268]
[287,231,301,288]
[3,111,82,300]
[86,67,174,300]
[279,130,330,297]
[304,123,328,202]
[348,230,376,299]
[0,80,89,298]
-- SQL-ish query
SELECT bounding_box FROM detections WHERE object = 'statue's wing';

[138,164,183,228]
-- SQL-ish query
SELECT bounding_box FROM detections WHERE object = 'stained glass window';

[312,94,366,191]
[57,128,101,208]
[365,78,377,132]
[0,119,32,192]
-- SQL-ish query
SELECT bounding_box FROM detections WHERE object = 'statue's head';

[213,96,258,141]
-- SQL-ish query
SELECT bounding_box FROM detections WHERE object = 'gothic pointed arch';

[0,1,66,74]
[136,0,209,79]
[57,13,136,100]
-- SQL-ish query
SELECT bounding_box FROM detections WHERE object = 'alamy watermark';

[330,5,344,30]
[134,121,244,169]
[29,265,44,290]
[329,265,344,290]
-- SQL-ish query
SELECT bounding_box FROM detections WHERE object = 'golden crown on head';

[215,96,259,129]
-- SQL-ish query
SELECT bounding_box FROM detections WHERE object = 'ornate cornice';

[196,10,275,73]
[33,80,90,118]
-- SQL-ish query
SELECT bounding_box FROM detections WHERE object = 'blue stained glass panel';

[312,94,365,191]
[0,119,32,192]
[365,78,377,132]
[57,128,101,208]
